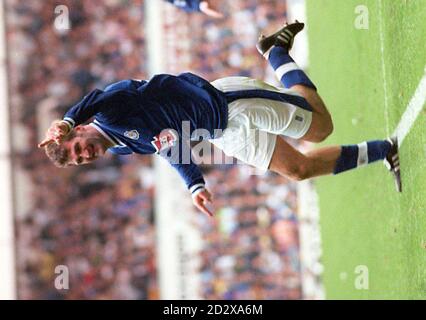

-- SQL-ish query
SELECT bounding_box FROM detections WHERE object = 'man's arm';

[160,143,214,217]
[39,88,140,147]
[62,89,124,129]
[168,161,214,217]
[63,83,143,129]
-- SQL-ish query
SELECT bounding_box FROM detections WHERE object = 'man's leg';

[269,136,392,181]
[267,46,333,143]
[258,22,333,142]
[259,22,401,191]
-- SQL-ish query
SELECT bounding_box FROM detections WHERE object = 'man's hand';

[38,120,71,148]
[192,189,214,217]
[199,1,224,19]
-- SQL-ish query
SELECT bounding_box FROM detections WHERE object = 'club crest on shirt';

[151,129,178,153]
[124,130,140,140]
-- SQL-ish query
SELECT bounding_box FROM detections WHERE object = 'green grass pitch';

[306,0,426,299]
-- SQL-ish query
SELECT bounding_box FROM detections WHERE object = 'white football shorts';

[209,76,312,170]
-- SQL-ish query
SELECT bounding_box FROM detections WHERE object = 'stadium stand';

[7,0,158,299]
[7,0,301,299]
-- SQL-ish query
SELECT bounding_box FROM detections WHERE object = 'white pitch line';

[392,68,426,146]
[378,0,391,136]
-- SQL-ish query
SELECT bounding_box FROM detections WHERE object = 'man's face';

[61,126,109,166]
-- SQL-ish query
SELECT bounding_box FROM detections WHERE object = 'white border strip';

[0,1,17,300]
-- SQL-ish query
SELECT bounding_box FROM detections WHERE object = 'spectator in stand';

[7,0,158,299]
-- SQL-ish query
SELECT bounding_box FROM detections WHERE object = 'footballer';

[38,22,401,217]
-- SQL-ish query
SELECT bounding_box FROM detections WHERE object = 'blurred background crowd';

[163,0,287,82]
[6,0,301,299]
[7,0,156,299]
[196,165,301,299]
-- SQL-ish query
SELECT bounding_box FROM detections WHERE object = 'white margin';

[0,1,17,300]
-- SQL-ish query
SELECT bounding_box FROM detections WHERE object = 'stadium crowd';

[163,0,287,83]
[7,0,301,299]
[7,0,158,299]
[195,165,301,299]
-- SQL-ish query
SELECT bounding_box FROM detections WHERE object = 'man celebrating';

[39,22,401,217]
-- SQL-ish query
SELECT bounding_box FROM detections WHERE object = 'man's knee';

[269,137,315,181]
[321,114,334,140]
[313,113,334,142]
[287,162,312,181]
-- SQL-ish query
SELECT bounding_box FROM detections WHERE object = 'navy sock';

[334,140,391,174]
[268,46,317,90]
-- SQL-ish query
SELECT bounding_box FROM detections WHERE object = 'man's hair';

[43,130,76,167]
[44,142,69,168]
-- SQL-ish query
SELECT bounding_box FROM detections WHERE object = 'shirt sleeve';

[164,0,201,12]
[62,89,140,128]
[160,141,206,195]
[170,162,206,195]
